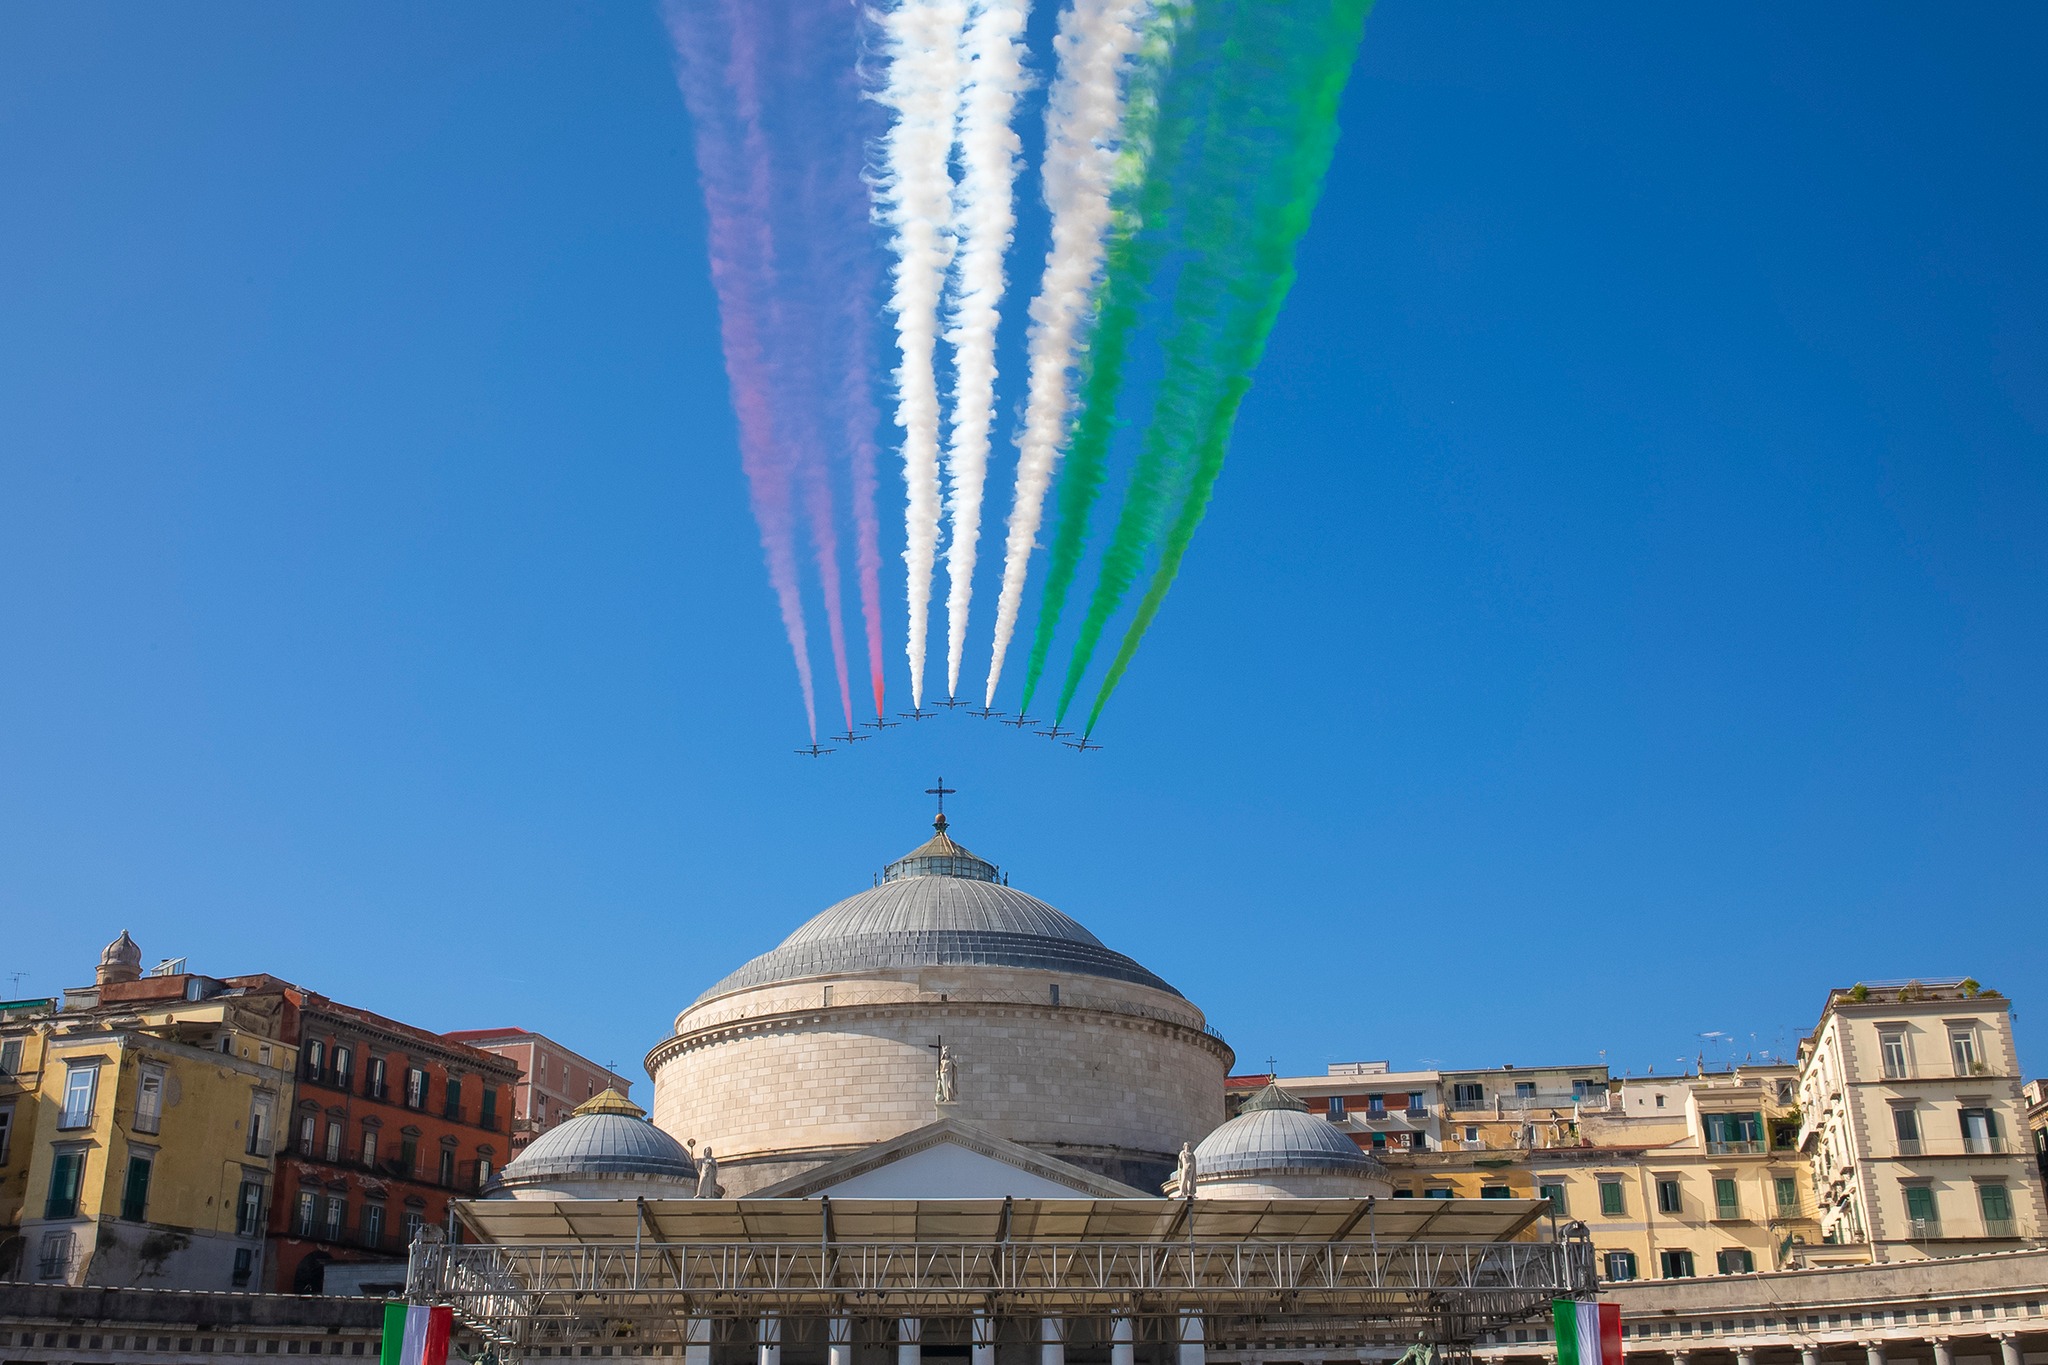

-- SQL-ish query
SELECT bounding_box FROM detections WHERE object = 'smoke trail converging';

[1078,0,1375,733]
[876,0,969,709]
[665,0,822,738]
[940,0,1030,700]
[983,0,1161,707]
[1018,5,1188,715]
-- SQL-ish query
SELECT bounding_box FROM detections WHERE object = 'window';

[1879,1029,1910,1079]
[323,1195,344,1240]
[1894,1105,1921,1153]
[131,1064,165,1134]
[60,1062,100,1129]
[1714,1178,1739,1218]
[232,1247,254,1286]
[1961,1108,2001,1153]
[121,1153,153,1221]
[297,1113,317,1156]
[1365,1093,1387,1118]
[1539,1183,1567,1215]
[1904,1184,1939,1236]
[1452,1082,1484,1107]
[476,1157,493,1191]
[1573,1078,1600,1100]
[1659,1250,1695,1278]
[248,1094,273,1156]
[438,1147,456,1187]
[37,1229,75,1281]
[1773,1123,1797,1150]
[481,1087,499,1130]
[362,1128,379,1168]
[1950,1027,1982,1076]
[0,1037,21,1074]
[237,1181,264,1236]
[1599,1181,1625,1216]
[1327,1095,1347,1119]
[46,1150,86,1218]
[0,1102,12,1163]
[324,1120,343,1162]
[1464,1124,1480,1143]
[1481,1184,1511,1199]
[444,1077,463,1121]
[1515,1081,1537,1099]
[1775,1176,1800,1215]
[1603,1251,1638,1282]
[402,1210,426,1243]
[304,1040,324,1077]
[1425,1187,1453,1199]
[295,1190,317,1236]
[1657,1178,1683,1214]
[333,1047,352,1087]
[1407,1091,1427,1116]
[1703,1112,1764,1154]
[1047,984,1058,1006]
[363,1202,386,1248]
[1716,1249,1756,1275]
[405,1067,427,1109]
[399,1133,418,1176]
[367,1056,387,1099]
[1980,1183,2015,1236]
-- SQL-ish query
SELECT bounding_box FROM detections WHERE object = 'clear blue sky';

[3,4,2043,1088]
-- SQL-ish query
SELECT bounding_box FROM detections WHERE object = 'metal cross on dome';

[924,777,957,816]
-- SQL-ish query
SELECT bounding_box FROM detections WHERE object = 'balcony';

[1706,1140,1766,1156]
[1891,1137,2009,1157]
[1907,1217,1943,1240]
[1984,1217,2017,1238]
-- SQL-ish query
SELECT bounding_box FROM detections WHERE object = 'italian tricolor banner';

[381,1303,452,1365]
[1554,1300,1621,1365]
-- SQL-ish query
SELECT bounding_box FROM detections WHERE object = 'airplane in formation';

[935,697,968,710]
[1002,714,1038,729]
[833,730,870,744]
[1036,724,1073,742]
[898,706,938,721]
[862,716,900,730]
[793,744,834,759]
[969,706,1004,720]
[1064,738,1103,753]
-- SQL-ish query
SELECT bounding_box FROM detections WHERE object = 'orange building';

[440,1028,632,1152]
[267,988,520,1293]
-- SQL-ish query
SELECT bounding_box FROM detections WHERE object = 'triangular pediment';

[750,1117,1148,1199]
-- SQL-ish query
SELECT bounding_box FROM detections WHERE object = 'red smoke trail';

[664,0,820,738]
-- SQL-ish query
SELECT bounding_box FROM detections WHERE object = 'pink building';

[440,1029,632,1152]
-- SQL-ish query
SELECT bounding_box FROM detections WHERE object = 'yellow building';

[0,999,56,1253]
[3,932,299,1289]
[1532,1065,1826,1282]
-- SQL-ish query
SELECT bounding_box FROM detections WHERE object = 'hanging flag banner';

[1554,1299,1622,1365]
[381,1303,452,1365]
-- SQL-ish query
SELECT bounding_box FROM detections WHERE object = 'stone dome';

[490,1090,698,1201]
[695,815,1177,1002]
[97,930,143,986]
[1188,1084,1391,1198]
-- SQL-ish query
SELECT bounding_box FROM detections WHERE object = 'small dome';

[1194,1083,1387,1180]
[101,931,141,969]
[694,817,1178,1002]
[494,1091,698,1192]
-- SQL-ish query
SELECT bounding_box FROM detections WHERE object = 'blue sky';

[2,4,2043,1088]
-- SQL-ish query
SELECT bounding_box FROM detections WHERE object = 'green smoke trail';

[1016,4,1187,717]
[1077,0,1374,733]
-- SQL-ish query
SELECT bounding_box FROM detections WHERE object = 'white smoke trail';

[984,0,1158,706]
[940,0,1031,699]
[875,0,969,708]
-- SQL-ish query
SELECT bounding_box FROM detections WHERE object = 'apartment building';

[269,991,520,1292]
[439,1027,631,1151]
[1271,1061,1446,1155]
[2024,1079,2046,1186]
[1797,977,2045,1260]
[0,934,298,1289]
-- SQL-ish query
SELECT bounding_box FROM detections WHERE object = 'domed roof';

[101,930,141,969]
[695,816,1179,1002]
[496,1090,698,1186]
[1193,1083,1386,1180]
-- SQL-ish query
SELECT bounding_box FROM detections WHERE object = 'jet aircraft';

[833,730,870,744]
[862,716,900,730]
[969,706,1004,720]
[898,707,938,721]
[1002,714,1038,729]
[1036,725,1073,741]
[793,744,835,759]
[1064,738,1103,753]
[935,697,968,710]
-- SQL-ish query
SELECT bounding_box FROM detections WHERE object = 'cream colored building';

[1797,978,2045,1260]
[647,814,1232,1194]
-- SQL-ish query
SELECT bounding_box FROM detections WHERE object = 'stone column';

[1998,1336,2022,1365]
[830,1317,854,1365]
[1111,1317,1136,1365]
[1800,1347,1820,1365]
[686,1319,711,1365]
[1865,1342,1886,1365]
[1178,1312,1206,1365]
[898,1318,922,1365]
[1672,1351,1691,1365]
[1041,1317,1066,1365]
[973,1312,997,1365]
[758,1317,781,1365]
[1738,1350,1758,1365]
[1931,1339,1954,1365]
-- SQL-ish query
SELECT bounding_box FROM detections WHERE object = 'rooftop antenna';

[4,971,26,994]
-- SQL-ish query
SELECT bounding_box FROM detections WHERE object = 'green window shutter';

[46,1152,82,1219]
[1540,1184,1567,1214]
[1905,1186,1936,1221]
[1980,1184,2013,1221]
[1715,1178,1738,1215]
[1600,1182,1624,1215]
[121,1156,152,1222]
[1775,1176,1798,1212]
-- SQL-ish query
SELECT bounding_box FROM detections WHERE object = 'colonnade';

[681,1312,1208,1365]
[1663,1335,2028,1365]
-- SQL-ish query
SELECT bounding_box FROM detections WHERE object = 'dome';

[694,816,1178,1002]
[493,1090,698,1196]
[97,930,143,986]
[1193,1083,1387,1181]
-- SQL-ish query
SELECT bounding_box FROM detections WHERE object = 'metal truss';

[409,1235,1593,1355]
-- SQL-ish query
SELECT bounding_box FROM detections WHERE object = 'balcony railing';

[1907,1217,1942,1240]
[1706,1140,1766,1155]
[1893,1137,2006,1157]
[1983,1217,2017,1238]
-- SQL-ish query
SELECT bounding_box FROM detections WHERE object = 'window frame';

[120,1150,154,1222]
[1599,1180,1625,1216]
[46,1148,87,1219]
[1657,1177,1683,1214]
[59,1061,100,1130]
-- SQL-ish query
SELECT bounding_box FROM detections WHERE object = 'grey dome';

[497,1104,698,1186]
[1194,1085,1386,1180]
[695,817,1179,1002]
